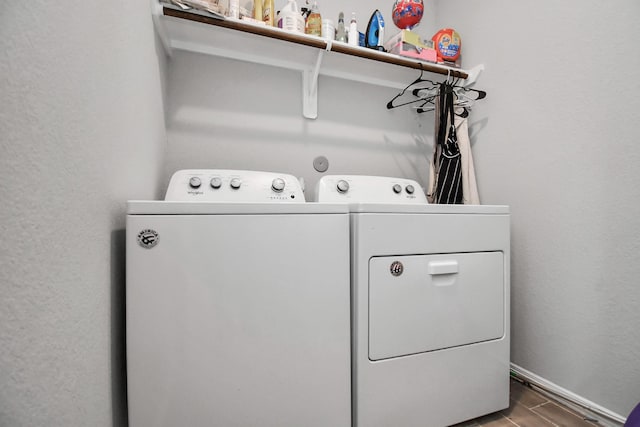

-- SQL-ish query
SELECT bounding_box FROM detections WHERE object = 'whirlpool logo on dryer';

[137,229,159,249]
[390,261,404,277]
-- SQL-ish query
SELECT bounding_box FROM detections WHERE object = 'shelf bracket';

[302,48,325,119]
[462,64,484,87]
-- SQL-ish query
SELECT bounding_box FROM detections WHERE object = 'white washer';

[316,175,510,427]
[127,170,351,427]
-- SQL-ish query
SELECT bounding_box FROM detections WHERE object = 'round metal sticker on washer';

[390,261,403,277]
[137,229,159,249]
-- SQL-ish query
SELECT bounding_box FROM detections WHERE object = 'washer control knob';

[210,177,222,189]
[336,180,350,194]
[189,177,201,189]
[230,178,242,190]
[393,184,402,194]
[271,178,285,193]
[405,185,415,194]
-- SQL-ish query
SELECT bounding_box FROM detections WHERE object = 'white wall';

[164,51,434,199]
[3,0,639,424]
[0,1,166,426]
[163,0,441,198]
[435,0,640,419]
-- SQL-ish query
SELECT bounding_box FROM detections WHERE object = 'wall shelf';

[153,3,482,119]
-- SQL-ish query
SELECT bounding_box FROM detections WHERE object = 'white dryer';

[316,175,510,427]
[126,170,351,427]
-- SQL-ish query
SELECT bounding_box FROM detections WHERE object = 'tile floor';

[452,378,603,427]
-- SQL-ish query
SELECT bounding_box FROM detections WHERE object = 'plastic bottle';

[228,0,240,19]
[335,12,347,42]
[253,0,262,21]
[321,18,334,40]
[348,12,358,46]
[262,0,275,25]
[305,1,322,37]
[277,0,305,33]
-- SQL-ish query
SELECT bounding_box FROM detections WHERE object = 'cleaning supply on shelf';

[348,12,358,46]
[305,1,322,36]
[335,12,347,42]
[277,0,305,33]
[253,0,262,21]
[432,28,462,64]
[321,18,335,40]
[384,29,437,62]
[228,0,240,18]
[262,0,274,25]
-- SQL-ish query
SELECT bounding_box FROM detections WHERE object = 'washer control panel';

[315,175,427,203]
[165,169,305,202]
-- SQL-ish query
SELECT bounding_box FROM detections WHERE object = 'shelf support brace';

[462,64,484,87]
[302,48,325,119]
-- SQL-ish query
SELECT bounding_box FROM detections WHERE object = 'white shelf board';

[153,4,481,118]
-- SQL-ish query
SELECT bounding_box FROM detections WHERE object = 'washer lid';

[127,201,349,215]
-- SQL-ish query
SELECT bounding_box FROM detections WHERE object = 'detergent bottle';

[277,0,305,33]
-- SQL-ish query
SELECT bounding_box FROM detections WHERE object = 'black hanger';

[416,80,450,114]
[388,92,437,110]
[414,96,437,113]
[386,67,441,110]
[387,67,487,113]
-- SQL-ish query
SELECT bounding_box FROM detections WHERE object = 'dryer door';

[369,252,504,360]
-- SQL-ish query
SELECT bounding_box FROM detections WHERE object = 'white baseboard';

[510,363,626,425]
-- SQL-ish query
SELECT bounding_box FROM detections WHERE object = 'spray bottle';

[305,1,322,36]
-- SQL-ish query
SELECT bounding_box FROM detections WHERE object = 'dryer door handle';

[427,260,459,275]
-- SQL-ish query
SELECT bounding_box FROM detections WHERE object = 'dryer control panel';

[165,169,305,202]
[315,175,428,203]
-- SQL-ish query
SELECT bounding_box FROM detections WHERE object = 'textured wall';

[435,0,640,418]
[3,0,639,424]
[163,51,435,200]
[0,0,166,426]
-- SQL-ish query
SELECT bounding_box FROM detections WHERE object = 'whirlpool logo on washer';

[137,229,159,249]
[390,261,403,277]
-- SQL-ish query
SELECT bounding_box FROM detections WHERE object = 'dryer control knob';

[392,184,402,194]
[230,178,242,190]
[405,184,415,194]
[189,177,202,189]
[271,178,285,192]
[210,177,222,189]
[336,180,350,194]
